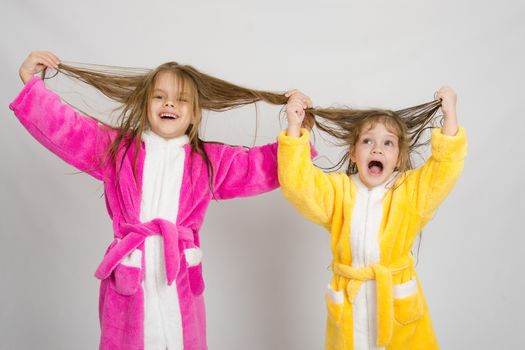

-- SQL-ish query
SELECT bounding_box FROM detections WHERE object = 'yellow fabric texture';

[278,127,467,350]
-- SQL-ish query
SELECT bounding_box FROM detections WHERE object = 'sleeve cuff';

[9,76,43,112]
[431,126,467,161]
[278,128,310,146]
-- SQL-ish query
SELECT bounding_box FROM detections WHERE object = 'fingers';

[44,51,61,68]
[285,89,316,133]
[434,86,457,119]
[285,89,313,109]
[31,51,61,69]
[19,51,61,84]
[287,97,308,111]
[435,86,455,100]
[284,89,299,97]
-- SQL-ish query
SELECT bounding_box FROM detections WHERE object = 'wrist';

[20,71,32,85]
[442,117,458,136]
[287,124,302,138]
[443,110,456,118]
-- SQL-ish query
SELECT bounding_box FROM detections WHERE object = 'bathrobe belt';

[95,218,194,285]
[332,256,414,347]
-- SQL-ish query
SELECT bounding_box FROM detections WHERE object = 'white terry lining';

[326,284,344,304]
[184,248,202,267]
[393,278,418,299]
[121,249,142,267]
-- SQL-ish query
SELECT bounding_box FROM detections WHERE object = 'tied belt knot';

[332,255,413,347]
[95,218,194,285]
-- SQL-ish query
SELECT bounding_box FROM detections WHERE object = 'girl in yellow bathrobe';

[278,87,466,350]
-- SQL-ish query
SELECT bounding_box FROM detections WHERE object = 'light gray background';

[1,0,523,349]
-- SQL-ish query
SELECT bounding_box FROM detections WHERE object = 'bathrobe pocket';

[111,249,142,296]
[325,285,345,348]
[182,242,205,296]
[393,278,423,325]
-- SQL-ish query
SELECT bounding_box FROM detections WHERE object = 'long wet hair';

[306,100,442,175]
[43,61,292,190]
[42,61,440,185]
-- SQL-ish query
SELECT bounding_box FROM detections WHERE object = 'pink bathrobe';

[10,77,282,350]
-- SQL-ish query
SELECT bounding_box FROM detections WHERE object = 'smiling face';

[350,121,401,189]
[147,71,196,140]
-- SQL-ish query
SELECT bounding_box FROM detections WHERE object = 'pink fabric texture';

[9,77,281,350]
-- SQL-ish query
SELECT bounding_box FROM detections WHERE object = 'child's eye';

[178,98,189,103]
[362,138,373,145]
[385,140,395,146]
[153,95,163,99]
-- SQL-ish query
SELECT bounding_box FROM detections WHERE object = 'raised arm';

[207,141,280,200]
[209,90,317,200]
[277,90,337,229]
[406,87,467,225]
[9,51,114,180]
[278,129,337,229]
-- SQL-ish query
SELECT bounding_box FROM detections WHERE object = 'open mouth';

[367,160,384,176]
[160,113,179,120]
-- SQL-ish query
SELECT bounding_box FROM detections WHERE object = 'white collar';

[142,130,190,148]
[351,172,399,194]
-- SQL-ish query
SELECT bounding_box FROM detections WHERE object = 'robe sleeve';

[206,140,280,200]
[9,77,114,180]
[404,127,467,226]
[277,129,337,229]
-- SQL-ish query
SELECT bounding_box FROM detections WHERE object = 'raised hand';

[19,51,61,84]
[435,86,458,136]
[284,89,313,137]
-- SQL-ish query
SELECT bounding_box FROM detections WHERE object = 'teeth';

[160,113,178,119]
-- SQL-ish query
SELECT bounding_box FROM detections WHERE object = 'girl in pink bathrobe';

[10,51,312,350]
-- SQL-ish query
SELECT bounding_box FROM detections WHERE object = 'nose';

[164,100,175,108]
[371,145,383,154]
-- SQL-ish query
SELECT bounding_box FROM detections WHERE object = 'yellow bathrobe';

[278,127,467,350]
